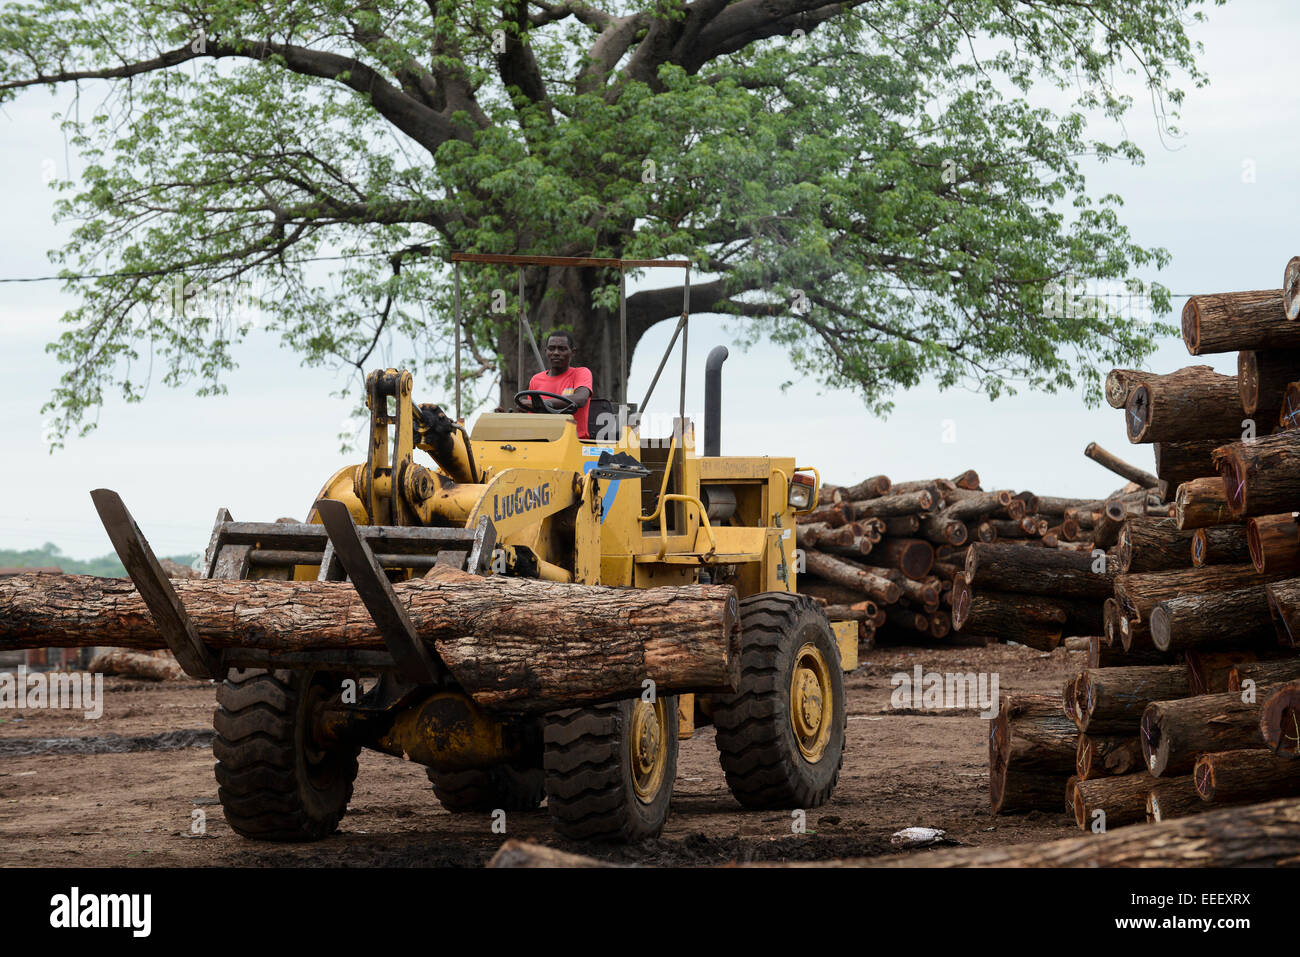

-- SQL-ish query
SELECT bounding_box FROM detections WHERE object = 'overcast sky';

[2,1,1297,559]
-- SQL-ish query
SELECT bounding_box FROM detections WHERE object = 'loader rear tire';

[426,765,546,813]
[213,668,360,842]
[712,593,846,809]
[542,695,678,842]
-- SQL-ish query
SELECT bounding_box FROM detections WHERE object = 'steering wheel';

[514,389,579,414]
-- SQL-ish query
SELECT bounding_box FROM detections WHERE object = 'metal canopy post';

[619,270,628,408]
[679,267,691,423]
[453,262,462,421]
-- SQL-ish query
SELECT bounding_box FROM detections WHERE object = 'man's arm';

[543,387,588,412]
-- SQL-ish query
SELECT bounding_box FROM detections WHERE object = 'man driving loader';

[522,331,593,438]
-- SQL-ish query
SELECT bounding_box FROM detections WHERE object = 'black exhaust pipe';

[704,345,728,456]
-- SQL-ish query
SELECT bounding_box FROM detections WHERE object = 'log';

[939,490,1013,523]
[1266,578,1300,648]
[1070,772,1155,830]
[964,542,1115,600]
[1085,442,1162,490]
[1142,691,1274,776]
[488,839,619,868]
[1116,517,1195,573]
[1195,749,1300,804]
[1089,634,1172,669]
[1214,432,1300,519]
[1076,734,1144,780]
[816,536,875,560]
[1124,366,1242,444]
[796,522,855,549]
[797,581,880,607]
[87,649,185,682]
[1076,665,1191,734]
[1260,681,1300,756]
[873,538,934,580]
[849,490,934,518]
[1187,649,1262,696]
[1174,477,1233,530]
[1035,496,1096,518]
[1239,349,1300,423]
[989,693,1078,814]
[1154,440,1219,493]
[1182,289,1300,355]
[799,502,853,527]
[872,797,1300,867]
[1114,565,1281,627]
[1229,659,1300,693]
[1145,778,1206,822]
[1149,585,1275,653]
[1092,500,1126,550]
[1248,513,1300,574]
[881,515,920,537]
[951,469,980,490]
[1287,257,1300,320]
[950,579,1065,651]
[833,475,891,502]
[818,601,878,622]
[1105,369,1157,410]
[0,570,742,714]
[1278,381,1300,432]
[917,514,967,546]
[802,553,902,604]
[1191,524,1249,567]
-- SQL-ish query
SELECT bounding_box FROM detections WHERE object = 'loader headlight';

[788,473,814,511]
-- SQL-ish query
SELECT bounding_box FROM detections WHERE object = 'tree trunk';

[1141,690,1276,776]
[1248,513,1300,574]
[1191,524,1249,566]
[873,538,934,580]
[1117,517,1195,573]
[1238,349,1300,422]
[1213,432,1300,518]
[833,475,891,502]
[1259,681,1300,756]
[989,693,1077,814]
[0,570,741,714]
[872,797,1300,867]
[87,649,185,681]
[1114,564,1282,625]
[796,523,855,548]
[1194,748,1300,803]
[849,490,934,518]
[1124,366,1242,443]
[1076,664,1191,734]
[1174,477,1233,530]
[1070,772,1155,830]
[964,542,1115,599]
[951,469,981,490]
[1181,289,1297,355]
[1076,734,1144,779]
[1149,585,1276,653]
[951,578,1066,650]
[1145,777,1207,822]
[802,552,902,604]
[1085,442,1162,490]
[1155,440,1220,492]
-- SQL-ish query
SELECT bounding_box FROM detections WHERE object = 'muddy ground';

[0,642,1080,867]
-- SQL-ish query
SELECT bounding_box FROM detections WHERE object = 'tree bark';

[1117,517,1195,573]
[1238,349,1300,423]
[964,542,1115,599]
[1194,748,1300,803]
[1141,690,1275,776]
[0,569,741,713]
[1089,634,1170,668]
[1070,771,1156,830]
[1077,664,1191,735]
[802,552,902,604]
[1181,289,1298,355]
[1149,585,1276,653]
[989,693,1077,814]
[1259,681,1300,756]
[1174,477,1233,530]
[1124,366,1242,444]
[1155,440,1220,493]
[795,522,855,548]
[881,515,919,537]
[1213,432,1300,518]
[1187,649,1264,696]
[849,490,934,518]
[832,475,891,502]
[1145,777,1207,822]
[951,578,1065,651]
[1114,564,1282,626]
[938,490,1012,523]
[1265,578,1300,648]
[1229,659,1300,693]
[871,797,1300,867]
[1077,734,1144,779]
[1248,513,1300,574]
[1191,524,1249,566]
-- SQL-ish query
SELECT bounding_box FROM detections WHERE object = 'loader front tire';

[213,668,360,842]
[426,765,546,813]
[542,695,678,842]
[712,593,846,809]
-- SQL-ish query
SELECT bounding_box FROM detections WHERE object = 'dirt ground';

[0,642,1081,867]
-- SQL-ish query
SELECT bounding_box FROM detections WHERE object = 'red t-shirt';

[528,366,594,437]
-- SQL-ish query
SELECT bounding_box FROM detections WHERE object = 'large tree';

[1,0,1210,438]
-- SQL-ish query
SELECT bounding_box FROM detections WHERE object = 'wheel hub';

[629,699,668,803]
[790,643,833,762]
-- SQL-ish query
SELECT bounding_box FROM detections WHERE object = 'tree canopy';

[0,0,1218,440]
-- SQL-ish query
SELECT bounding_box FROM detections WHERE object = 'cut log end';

[1285,256,1300,321]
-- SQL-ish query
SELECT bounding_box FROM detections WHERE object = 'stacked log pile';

[992,263,1300,825]
[801,466,1161,650]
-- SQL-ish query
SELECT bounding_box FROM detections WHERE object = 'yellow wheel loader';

[94,254,852,844]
